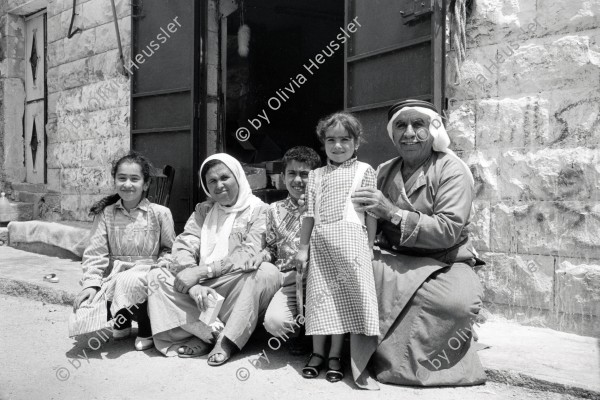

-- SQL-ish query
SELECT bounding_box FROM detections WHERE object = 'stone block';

[537,0,600,37]
[47,141,82,169]
[471,200,491,251]
[475,96,552,150]
[446,45,499,101]
[81,0,118,29]
[4,13,24,38]
[446,100,476,152]
[60,194,104,221]
[477,252,554,310]
[80,77,129,112]
[47,40,65,71]
[60,166,112,194]
[62,24,94,64]
[94,22,119,55]
[498,35,600,97]
[491,201,600,258]
[464,0,540,49]
[47,168,60,192]
[87,49,124,83]
[545,87,600,149]
[467,150,499,200]
[4,57,25,78]
[556,257,600,317]
[496,148,600,201]
[4,35,25,59]
[57,58,89,91]
[47,13,62,44]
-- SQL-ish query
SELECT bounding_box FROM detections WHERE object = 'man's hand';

[174,266,205,294]
[292,248,309,273]
[73,287,99,311]
[244,251,268,272]
[189,285,219,312]
[352,187,398,220]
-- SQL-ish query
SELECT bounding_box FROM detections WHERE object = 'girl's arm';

[81,212,111,289]
[293,216,314,271]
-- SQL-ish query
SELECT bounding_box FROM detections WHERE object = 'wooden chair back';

[146,165,175,207]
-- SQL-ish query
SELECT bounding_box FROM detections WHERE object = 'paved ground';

[0,295,593,400]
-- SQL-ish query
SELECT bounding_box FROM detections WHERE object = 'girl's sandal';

[325,357,344,383]
[177,341,211,358]
[302,353,326,379]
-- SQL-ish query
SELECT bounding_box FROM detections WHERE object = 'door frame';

[129,1,208,212]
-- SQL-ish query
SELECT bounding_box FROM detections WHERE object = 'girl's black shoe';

[302,353,325,379]
[325,357,344,383]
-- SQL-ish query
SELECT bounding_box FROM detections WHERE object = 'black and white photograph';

[0,0,598,399]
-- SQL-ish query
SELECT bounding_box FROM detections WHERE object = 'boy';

[247,146,321,353]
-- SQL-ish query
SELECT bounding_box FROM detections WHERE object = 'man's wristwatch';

[390,209,403,226]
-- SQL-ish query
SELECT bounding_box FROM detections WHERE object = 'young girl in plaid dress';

[293,112,379,383]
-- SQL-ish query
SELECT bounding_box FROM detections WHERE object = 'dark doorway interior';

[224,0,345,164]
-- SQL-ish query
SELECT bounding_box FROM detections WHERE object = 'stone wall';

[0,0,130,220]
[447,0,600,336]
[46,0,130,220]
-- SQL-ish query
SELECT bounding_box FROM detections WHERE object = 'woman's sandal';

[177,341,211,358]
[302,353,326,379]
[325,357,344,383]
[207,337,236,367]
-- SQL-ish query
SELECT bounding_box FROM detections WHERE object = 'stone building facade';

[447,0,600,335]
[0,0,598,335]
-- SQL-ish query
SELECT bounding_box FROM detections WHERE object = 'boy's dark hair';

[89,151,154,216]
[282,146,321,171]
[315,112,364,145]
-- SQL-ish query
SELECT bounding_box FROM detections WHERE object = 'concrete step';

[0,245,597,398]
[7,220,93,259]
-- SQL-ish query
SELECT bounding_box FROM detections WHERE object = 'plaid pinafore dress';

[304,159,379,336]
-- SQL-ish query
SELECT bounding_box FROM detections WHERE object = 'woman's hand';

[73,287,99,311]
[292,248,309,273]
[352,187,398,220]
[174,266,205,294]
[189,284,218,312]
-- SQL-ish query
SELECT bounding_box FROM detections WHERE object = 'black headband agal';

[387,99,439,121]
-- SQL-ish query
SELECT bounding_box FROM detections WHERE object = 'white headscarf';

[386,106,474,184]
[199,153,263,264]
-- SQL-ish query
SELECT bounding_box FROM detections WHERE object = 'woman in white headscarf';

[147,153,281,365]
[351,100,486,389]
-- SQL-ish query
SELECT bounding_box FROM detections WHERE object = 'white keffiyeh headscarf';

[199,153,263,264]
[386,104,474,184]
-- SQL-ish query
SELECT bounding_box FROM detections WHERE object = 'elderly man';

[351,99,486,389]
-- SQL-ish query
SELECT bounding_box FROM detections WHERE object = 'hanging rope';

[449,0,470,84]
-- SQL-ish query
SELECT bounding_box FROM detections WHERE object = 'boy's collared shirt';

[265,195,304,273]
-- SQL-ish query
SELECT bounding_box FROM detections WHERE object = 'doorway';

[222,0,345,164]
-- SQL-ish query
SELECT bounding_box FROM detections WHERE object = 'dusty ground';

[0,295,589,400]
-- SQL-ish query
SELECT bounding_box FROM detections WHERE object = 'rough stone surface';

[449,0,600,333]
[555,258,600,317]
[478,252,554,311]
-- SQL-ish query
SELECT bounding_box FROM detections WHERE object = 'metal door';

[131,0,206,232]
[345,0,446,167]
[24,11,46,184]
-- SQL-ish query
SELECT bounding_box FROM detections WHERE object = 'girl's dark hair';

[89,151,154,216]
[200,159,226,189]
[315,112,364,145]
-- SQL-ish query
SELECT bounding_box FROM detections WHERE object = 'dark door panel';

[131,0,206,233]
[345,0,446,168]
